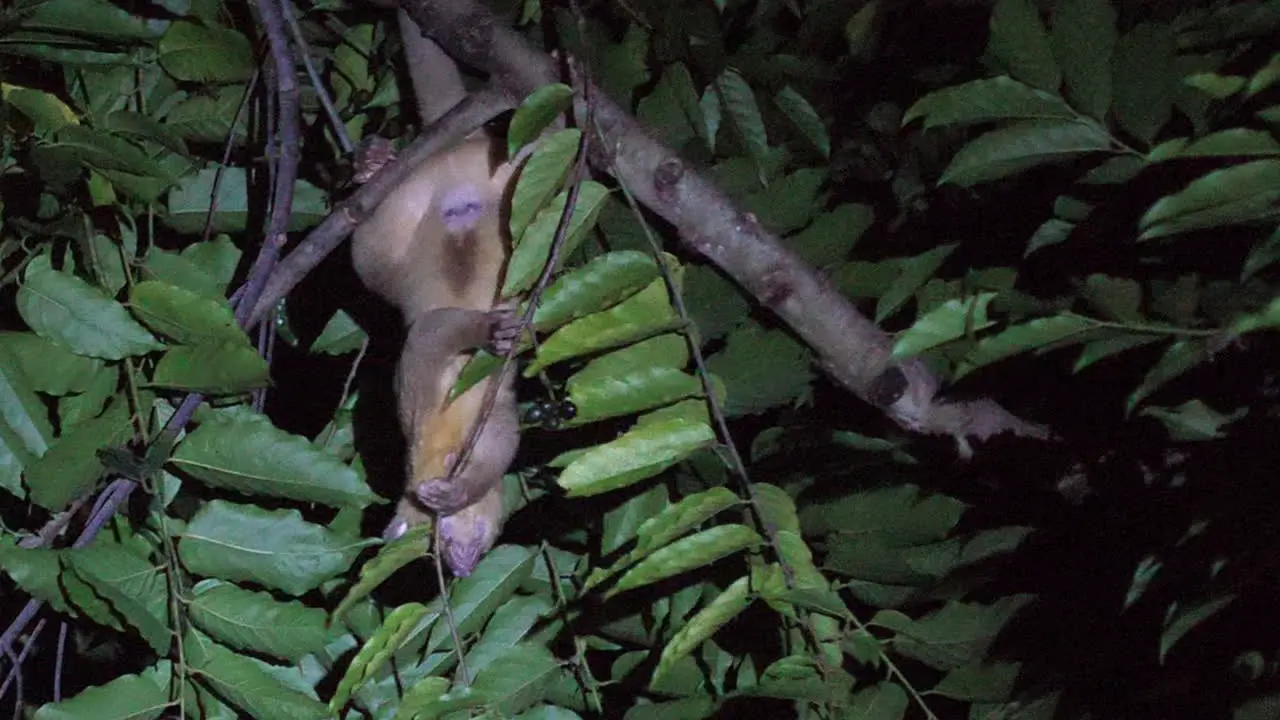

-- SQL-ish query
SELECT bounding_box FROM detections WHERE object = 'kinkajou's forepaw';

[487,304,524,357]
[353,136,396,184]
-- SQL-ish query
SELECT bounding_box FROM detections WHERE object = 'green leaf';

[590,486,741,591]
[956,314,1098,380]
[171,412,378,508]
[185,631,329,720]
[1112,22,1176,144]
[1081,274,1142,322]
[1124,339,1205,412]
[0,333,95,398]
[872,595,1033,670]
[622,697,718,720]
[638,63,705,150]
[151,343,270,394]
[392,677,461,720]
[511,128,581,240]
[940,120,1113,187]
[1139,160,1280,240]
[715,68,770,184]
[682,264,750,342]
[189,580,331,663]
[742,168,827,235]
[166,166,328,234]
[26,398,130,510]
[932,661,1021,701]
[1140,399,1247,442]
[470,642,562,716]
[705,325,812,416]
[904,77,1075,130]
[848,681,909,720]
[68,540,171,654]
[23,0,161,41]
[178,500,365,596]
[556,400,716,497]
[774,86,829,157]
[331,602,432,712]
[1078,155,1146,185]
[799,484,966,542]
[129,280,247,346]
[987,0,1060,93]
[565,333,701,423]
[1176,129,1280,158]
[507,84,574,157]
[532,250,659,331]
[1160,594,1236,663]
[503,181,611,296]
[157,22,254,83]
[876,244,958,323]
[463,595,555,678]
[1050,0,1116,119]
[1242,225,1280,280]
[332,523,433,621]
[747,655,854,702]
[32,669,168,720]
[637,487,742,555]
[0,355,53,499]
[1,85,78,137]
[421,545,539,654]
[530,275,682,374]
[1073,332,1161,372]
[601,484,669,556]
[652,576,753,684]
[18,255,163,360]
[790,203,874,268]
[892,293,997,359]
[611,524,760,596]
[311,309,367,355]
[165,86,249,144]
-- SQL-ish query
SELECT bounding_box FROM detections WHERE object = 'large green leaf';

[18,255,163,360]
[178,500,366,596]
[1111,22,1175,144]
[170,412,378,508]
[904,77,1075,130]
[1050,0,1116,119]
[940,120,1113,187]
[1139,160,1280,240]
[986,0,1060,93]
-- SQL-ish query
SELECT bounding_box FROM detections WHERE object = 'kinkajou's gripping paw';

[487,304,524,357]
[353,135,396,184]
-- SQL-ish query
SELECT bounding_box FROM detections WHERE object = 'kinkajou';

[351,5,521,576]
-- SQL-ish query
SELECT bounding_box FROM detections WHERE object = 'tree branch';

[397,0,1050,449]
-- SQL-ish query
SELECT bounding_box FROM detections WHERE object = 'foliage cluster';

[2,0,1280,718]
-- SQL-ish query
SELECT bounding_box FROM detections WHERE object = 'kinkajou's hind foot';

[353,135,396,184]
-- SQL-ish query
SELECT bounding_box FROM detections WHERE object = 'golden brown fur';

[351,8,520,576]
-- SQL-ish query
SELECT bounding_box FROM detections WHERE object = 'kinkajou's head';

[437,488,503,576]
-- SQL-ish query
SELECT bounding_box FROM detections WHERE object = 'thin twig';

[282,0,354,154]
[431,526,470,686]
